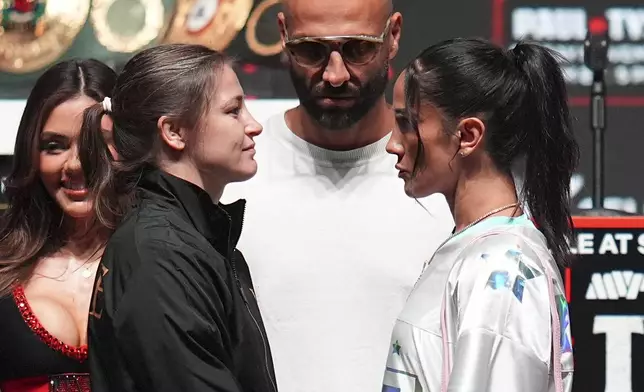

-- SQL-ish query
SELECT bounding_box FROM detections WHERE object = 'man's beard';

[289,62,389,130]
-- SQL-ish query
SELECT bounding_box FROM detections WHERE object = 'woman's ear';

[157,116,186,151]
[455,117,485,157]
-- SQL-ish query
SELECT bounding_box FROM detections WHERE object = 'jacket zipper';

[229,260,277,392]
[228,203,278,392]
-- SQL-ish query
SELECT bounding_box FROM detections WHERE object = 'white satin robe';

[382,216,573,392]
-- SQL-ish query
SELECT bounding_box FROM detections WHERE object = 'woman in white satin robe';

[382,38,577,392]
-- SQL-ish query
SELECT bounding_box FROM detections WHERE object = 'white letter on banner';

[593,315,644,392]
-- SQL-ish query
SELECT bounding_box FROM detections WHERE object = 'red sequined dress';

[0,286,90,391]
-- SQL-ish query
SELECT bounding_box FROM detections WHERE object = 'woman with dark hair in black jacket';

[79,44,276,392]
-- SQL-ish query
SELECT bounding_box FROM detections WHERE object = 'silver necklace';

[416,203,519,281]
[79,263,96,279]
[450,202,519,240]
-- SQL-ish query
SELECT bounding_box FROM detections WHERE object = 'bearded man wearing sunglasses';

[221,0,453,391]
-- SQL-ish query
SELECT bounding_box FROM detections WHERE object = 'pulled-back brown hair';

[0,59,116,296]
[79,44,228,229]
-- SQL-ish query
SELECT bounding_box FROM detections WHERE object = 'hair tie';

[102,97,112,113]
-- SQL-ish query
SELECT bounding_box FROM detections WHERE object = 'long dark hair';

[0,59,117,296]
[405,38,579,266]
[78,44,228,229]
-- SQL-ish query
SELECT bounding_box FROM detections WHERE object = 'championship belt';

[163,0,253,51]
[244,0,281,57]
[90,0,166,53]
[0,0,90,73]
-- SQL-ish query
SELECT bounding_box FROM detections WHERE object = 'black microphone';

[577,17,632,216]
[584,17,610,73]
[583,17,609,211]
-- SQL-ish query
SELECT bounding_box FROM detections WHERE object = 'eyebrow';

[40,131,67,138]
[220,95,244,110]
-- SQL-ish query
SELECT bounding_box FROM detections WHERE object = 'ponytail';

[401,38,579,266]
[79,102,130,229]
[512,42,580,266]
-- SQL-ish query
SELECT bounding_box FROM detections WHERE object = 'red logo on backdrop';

[589,17,608,35]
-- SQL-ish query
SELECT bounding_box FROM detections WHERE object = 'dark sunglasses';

[284,19,391,68]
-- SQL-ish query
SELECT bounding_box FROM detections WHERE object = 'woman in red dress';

[0,59,116,392]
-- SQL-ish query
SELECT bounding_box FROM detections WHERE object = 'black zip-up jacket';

[87,170,277,392]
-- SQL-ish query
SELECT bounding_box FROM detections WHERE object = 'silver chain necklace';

[416,202,519,281]
[450,202,519,240]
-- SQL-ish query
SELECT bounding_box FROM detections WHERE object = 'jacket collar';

[138,169,245,256]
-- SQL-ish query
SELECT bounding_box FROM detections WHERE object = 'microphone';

[584,17,610,73]
[577,16,630,215]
